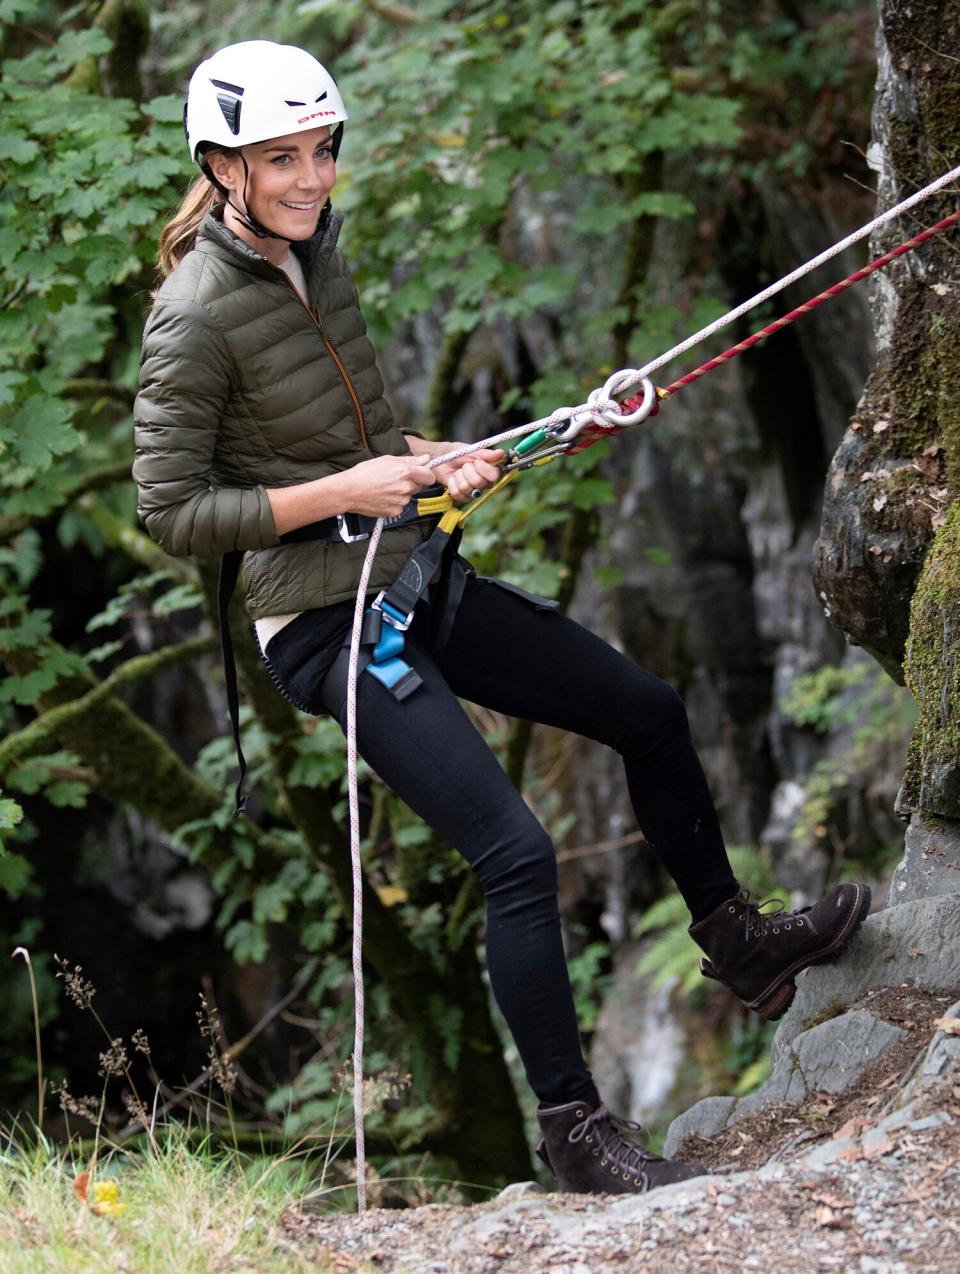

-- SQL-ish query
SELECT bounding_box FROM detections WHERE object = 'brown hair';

[157,148,238,277]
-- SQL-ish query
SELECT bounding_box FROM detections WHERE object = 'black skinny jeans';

[263,575,739,1107]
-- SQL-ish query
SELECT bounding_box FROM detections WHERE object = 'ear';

[207,150,239,191]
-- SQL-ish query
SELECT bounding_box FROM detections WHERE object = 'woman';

[134,39,870,1194]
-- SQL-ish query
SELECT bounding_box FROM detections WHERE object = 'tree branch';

[361,0,420,26]
[77,495,193,579]
[0,462,131,543]
[65,378,135,406]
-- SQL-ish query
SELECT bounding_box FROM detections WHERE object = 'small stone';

[495,1180,546,1201]
[907,1110,954,1132]
[716,1193,736,1206]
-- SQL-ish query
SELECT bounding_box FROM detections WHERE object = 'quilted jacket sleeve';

[133,299,280,558]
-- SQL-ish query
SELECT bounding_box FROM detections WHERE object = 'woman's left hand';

[408,438,505,503]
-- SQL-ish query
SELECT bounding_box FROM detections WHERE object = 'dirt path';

[280,995,960,1274]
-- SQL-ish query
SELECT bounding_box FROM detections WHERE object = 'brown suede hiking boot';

[689,882,871,1020]
[536,1100,706,1195]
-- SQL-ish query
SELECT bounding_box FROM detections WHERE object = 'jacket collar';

[197,208,344,307]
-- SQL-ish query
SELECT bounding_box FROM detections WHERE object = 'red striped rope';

[657,207,960,401]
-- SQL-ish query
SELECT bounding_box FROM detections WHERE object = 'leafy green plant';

[779,659,917,864]
[566,934,612,1035]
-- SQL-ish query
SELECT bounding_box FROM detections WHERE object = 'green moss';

[903,500,960,815]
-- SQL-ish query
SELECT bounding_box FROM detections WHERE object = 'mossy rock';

[903,501,960,816]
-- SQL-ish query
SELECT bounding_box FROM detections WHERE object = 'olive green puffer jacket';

[133,210,429,618]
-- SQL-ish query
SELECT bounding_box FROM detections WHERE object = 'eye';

[315,147,333,162]
[270,154,292,166]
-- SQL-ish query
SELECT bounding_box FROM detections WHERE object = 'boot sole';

[751,883,872,1021]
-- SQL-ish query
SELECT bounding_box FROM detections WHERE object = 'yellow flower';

[91,1180,127,1219]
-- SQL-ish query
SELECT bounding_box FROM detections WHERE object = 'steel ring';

[600,376,656,426]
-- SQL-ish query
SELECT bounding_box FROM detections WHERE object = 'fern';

[633,848,786,994]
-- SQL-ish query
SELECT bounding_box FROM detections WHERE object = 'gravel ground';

[279,1006,960,1274]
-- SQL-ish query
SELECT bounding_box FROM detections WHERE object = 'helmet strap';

[236,153,290,241]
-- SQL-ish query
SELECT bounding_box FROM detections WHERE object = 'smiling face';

[208,125,336,262]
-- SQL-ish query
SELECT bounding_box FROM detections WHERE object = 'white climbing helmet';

[184,40,348,163]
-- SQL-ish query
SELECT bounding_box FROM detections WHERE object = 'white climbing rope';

[345,518,384,1213]
[344,159,960,1210]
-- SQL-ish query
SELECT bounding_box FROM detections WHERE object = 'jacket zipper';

[319,331,369,453]
[272,265,370,452]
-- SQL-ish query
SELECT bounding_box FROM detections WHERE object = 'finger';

[472,459,501,483]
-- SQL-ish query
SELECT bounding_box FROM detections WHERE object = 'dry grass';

[0,1127,347,1273]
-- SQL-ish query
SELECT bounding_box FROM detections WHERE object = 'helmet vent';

[215,93,242,135]
[285,100,306,106]
[209,78,244,135]
[315,91,328,102]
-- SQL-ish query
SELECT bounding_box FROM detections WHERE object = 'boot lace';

[568,1103,660,1180]
[740,891,810,940]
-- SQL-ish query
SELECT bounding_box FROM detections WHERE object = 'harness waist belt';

[278,483,447,546]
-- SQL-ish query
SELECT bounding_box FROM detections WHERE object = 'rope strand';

[346,521,384,1212]
[659,207,960,398]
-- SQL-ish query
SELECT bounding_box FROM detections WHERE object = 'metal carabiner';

[597,373,657,426]
[544,407,594,445]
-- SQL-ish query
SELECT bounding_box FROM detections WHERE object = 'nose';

[297,161,332,191]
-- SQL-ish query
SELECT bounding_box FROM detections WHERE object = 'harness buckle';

[336,512,370,543]
[371,591,415,631]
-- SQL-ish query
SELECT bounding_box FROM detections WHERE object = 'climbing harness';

[215,156,960,1210]
[216,483,446,816]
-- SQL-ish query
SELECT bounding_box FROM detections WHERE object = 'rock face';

[644,0,960,1188]
[889,812,960,903]
[812,0,960,683]
[662,867,960,1157]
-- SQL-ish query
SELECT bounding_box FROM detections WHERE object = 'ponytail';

[157,146,241,277]
[157,173,221,277]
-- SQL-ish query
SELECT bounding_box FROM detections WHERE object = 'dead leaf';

[375,885,408,907]
[815,1205,845,1228]
[934,1017,960,1036]
[873,420,890,433]
[835,1116,867,1140]
[862,1135,894,1159]
[815,1192,851,1210]
[73,1171,90,1201]
[906,948,922,959]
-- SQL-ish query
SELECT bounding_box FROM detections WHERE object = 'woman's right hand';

[266,455,438,536]
[338,454,438,519]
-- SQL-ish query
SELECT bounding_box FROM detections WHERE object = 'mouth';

[280,200,319,211]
